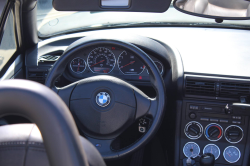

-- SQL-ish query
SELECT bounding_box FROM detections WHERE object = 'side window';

[0,7,17,72]
[0,0,8,16]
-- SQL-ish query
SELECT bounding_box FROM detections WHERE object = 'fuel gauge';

[70,57,86,74]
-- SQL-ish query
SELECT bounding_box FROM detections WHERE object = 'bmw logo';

[96,92,111,107]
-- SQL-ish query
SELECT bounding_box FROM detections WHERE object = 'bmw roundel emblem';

[96,92,111,107]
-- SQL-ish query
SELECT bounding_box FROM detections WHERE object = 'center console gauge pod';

[205,123,223,141]
[223,146,241,163]
[183,142,200,158]
[184,121,203,139]
[203,144,220,160]
[224,125,244,143]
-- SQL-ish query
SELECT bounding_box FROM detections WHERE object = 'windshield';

[37,0,250,38]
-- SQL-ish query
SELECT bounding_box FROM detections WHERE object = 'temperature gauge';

[203,144,220,160]
[70,57,86,74]
[223,146,241,163]
[183,142,200,158]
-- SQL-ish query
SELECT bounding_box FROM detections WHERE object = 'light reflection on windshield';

[37,0,250,38]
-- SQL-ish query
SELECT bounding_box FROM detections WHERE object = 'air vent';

[27,71,48,84]
[38,55,60,63]
[185,79,216,96]
[220,82,250,98]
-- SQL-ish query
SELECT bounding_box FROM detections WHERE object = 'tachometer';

[87,47,116,74]
[118,51,145,75]
[70,57,86,74]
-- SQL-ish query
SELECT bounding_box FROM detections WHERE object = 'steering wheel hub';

[96,92,111,107]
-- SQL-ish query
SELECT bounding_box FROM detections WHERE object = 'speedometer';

[87,47,116,74]
[118,51,145,75]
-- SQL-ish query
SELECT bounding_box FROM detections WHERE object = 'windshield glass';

[37,0,250,38]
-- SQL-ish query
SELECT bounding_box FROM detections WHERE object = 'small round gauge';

[87,47,116,74]
[203,144,220,160]
[118,51,145,75]
[183,142,200,158]
[223,146,241,163]
[147,61,164,75]
[70,57,86,74]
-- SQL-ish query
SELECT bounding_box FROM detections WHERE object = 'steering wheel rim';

[45,38,166,159]
[0,80,89,166]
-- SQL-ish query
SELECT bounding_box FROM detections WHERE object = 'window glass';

[0,10,17,71]
[0,0,7,17]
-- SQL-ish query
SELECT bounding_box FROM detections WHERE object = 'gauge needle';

[91,60,105,67]
[227,153,231,157]
[120,61,135,68]
[77,62,80,72]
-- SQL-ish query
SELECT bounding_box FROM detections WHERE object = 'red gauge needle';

[227,153,231,157]
[91,60,105,67]
[77,62,80,72]
[120,61,135,69]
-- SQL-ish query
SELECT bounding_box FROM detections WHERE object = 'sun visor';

[52,0,171,12]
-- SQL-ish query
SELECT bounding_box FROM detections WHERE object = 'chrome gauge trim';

[204,123,223,142]
[223,146,241,163]
[70,57,86,74]
[203,144,220,160]
[224,125,244,144]
[87,47,116,74]
[184,121,203,140]
[117,51,145,75]
[183,142,200,158]
[147,61,164,75]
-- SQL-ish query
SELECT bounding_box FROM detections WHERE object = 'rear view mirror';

[173,0,250,22]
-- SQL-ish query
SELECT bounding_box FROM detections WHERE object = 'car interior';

[0,0,250,166]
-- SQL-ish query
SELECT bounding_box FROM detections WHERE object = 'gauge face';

[70,57,86,73]
[223,146,241,163]
[87,47,116,74]
[183,142,200,158]
[147,61,164,75]
[203,144,220,160]
[118,51,145,75]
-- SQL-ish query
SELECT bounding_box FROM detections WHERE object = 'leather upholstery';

[0,124,106,166]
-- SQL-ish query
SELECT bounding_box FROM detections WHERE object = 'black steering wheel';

[45,38,166,159]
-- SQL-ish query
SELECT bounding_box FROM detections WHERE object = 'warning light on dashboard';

[111,47,116,50]
[139,76,142,80]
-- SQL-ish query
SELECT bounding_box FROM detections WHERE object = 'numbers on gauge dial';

[223,146,241,163]
[87,47,116,74]
[118,51,145,75]
[203,144,220,160]
[70,57,86,74]
[183,142,200,158]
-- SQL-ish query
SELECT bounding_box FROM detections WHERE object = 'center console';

[179,101,249,165]
[176,75,250,166]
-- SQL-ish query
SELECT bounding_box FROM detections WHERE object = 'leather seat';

[0,124,106,166]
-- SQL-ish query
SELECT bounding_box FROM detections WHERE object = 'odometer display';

[87,47,116,74]
[70,57,86,74]
[118,51,145,75]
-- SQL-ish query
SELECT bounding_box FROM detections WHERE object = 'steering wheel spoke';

[57,83,77,107]
[86,137,119,159]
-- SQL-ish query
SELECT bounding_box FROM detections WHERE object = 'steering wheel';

[45,38,166,159]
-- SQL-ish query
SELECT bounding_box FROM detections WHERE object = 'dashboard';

[23,27,250,166]
[64,45,164,82]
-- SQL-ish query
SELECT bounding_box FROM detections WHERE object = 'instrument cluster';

[66,45,164,81]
